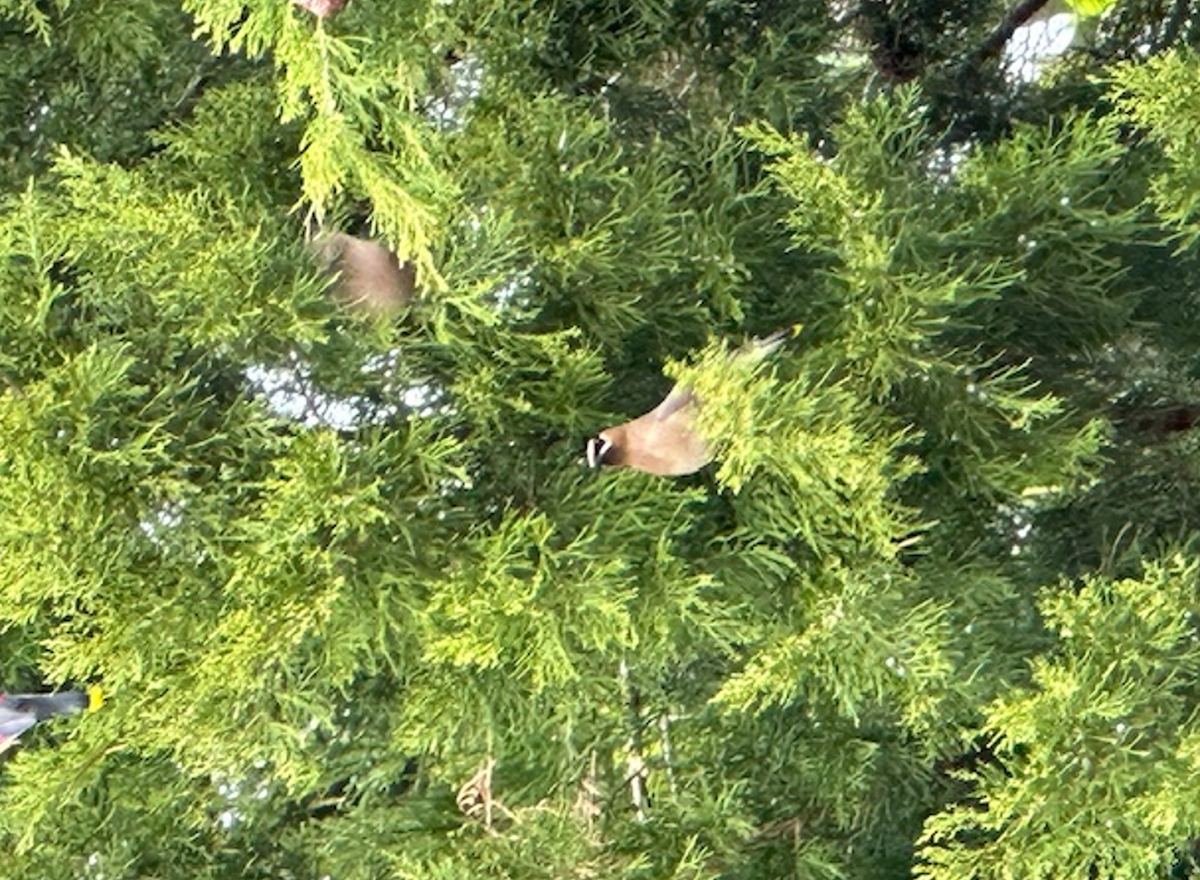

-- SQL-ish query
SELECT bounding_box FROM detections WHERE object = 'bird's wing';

[652,385,695,422]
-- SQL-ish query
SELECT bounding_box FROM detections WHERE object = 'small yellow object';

[86,686,104,712]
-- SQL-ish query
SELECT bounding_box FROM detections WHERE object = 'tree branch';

[1153,0,1191,52]
[973,0,1054,64]
[618,659,648,821]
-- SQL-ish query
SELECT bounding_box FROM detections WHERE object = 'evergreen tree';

[4,1,1200,879]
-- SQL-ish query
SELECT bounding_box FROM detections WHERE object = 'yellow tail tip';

[86,685,104,712]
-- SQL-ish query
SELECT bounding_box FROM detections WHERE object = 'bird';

[310,231,416,319]
[293,0,350,18]
[0,687,103,754]
[585,328,793,477]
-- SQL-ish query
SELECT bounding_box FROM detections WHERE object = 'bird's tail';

[1,690,94,721]
[743,324,802,359]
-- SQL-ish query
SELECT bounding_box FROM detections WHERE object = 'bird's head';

[585,432,620,468]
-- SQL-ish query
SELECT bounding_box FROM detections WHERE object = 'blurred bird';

[293,0,350,18]
[310,231,416,319]
[586,329,793,477]
[0,687,103,754]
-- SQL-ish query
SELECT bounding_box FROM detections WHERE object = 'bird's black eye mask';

[585,436,614,468]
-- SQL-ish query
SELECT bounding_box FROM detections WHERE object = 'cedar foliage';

[3,0,1200,878]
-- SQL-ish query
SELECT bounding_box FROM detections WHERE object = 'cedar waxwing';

[585,329,792,477]
[0,687,103,754]
[310,232,416,319]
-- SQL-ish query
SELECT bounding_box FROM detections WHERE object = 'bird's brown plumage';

[311,232,415,319]
[293,0,350,18]
[588,386,710,476]
[586,329,792,477]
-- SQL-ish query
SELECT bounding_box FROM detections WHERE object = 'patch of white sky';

[245,344,452,429]
[426,53,485,131]
[138,499,185,547]
[247,361,364,431]
[214,775,272,831]
[1004,505,1036,557]
[246,352,392,431]
[488,268,535,311]
[1003,12,1076,83]
[928,14,1077,177]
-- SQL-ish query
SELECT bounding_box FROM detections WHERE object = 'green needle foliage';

[4,1,1200,879]
[921,555,1200,880]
